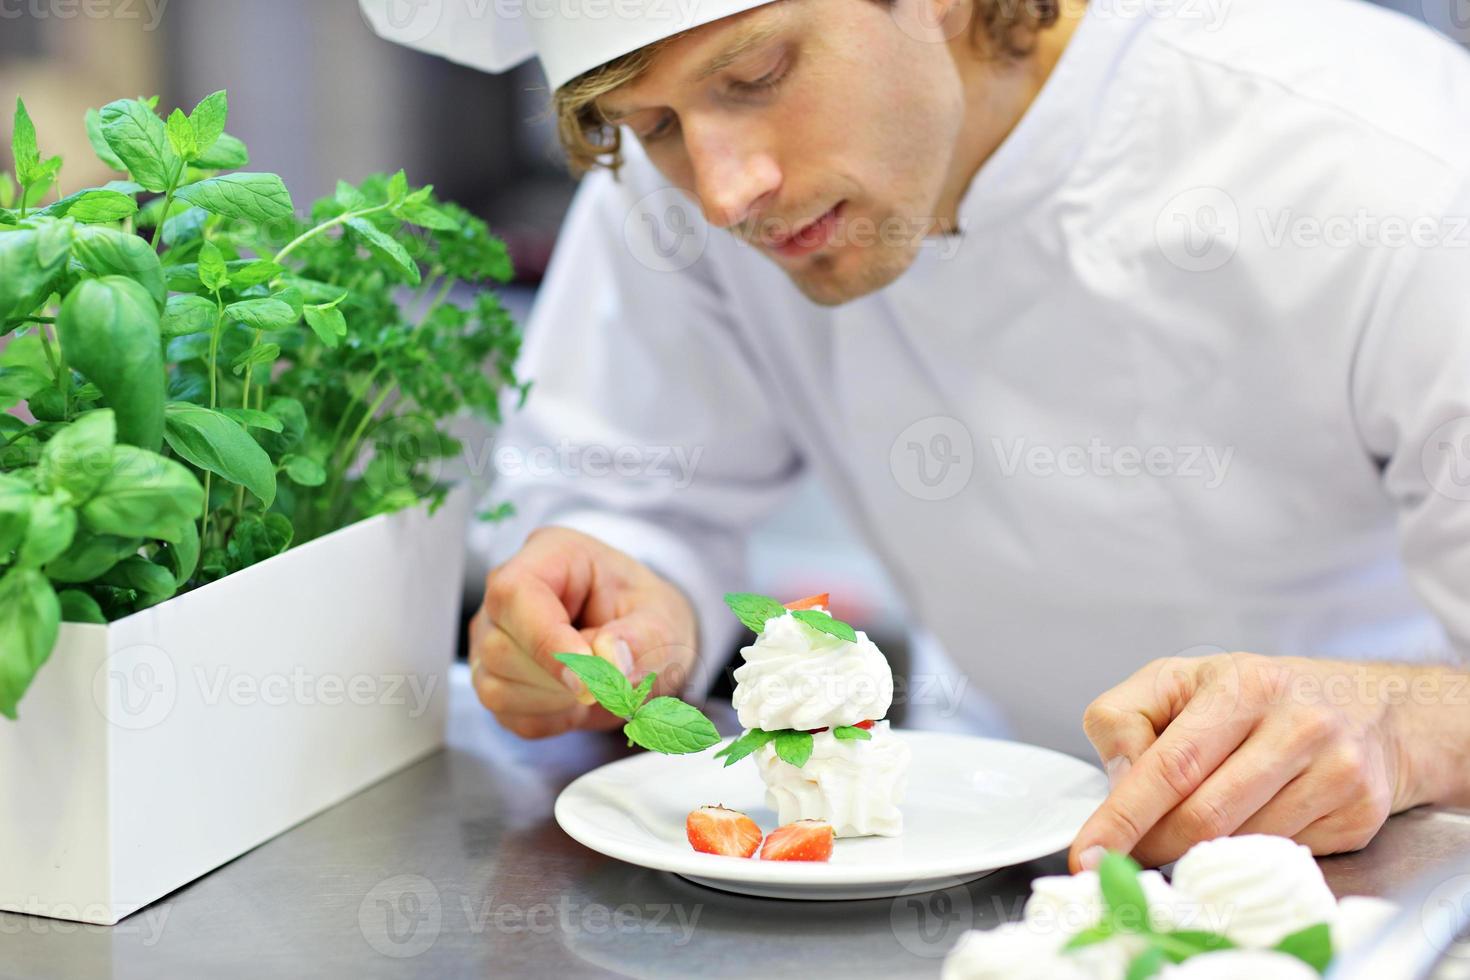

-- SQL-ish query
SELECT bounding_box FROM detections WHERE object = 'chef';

[360,0,1470,871]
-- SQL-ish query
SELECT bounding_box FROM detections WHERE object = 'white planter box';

[0,485,472,926]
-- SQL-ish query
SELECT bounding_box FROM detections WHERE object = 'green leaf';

[1099,852,1152,934]
[281,454,326,487]
[165,108,199,162]
[387,169,409,204]
[0,172,14,210]
[100,555,177,609]
[230,343,281,376]
[161,293,217,338]
[623,697,721,754]
[226,260,283,289]
[630,672,657,713]
[162,402,277,508]
[70,225,167,308]
[56,277,166,451]
[12,98,40,186]
[723,592,788,634]
[193,133,249,170]
[1063,923,1117,952]
[0,366,48,411]
[396,200,460,231]
[1124,946,1166,980]
[221,408,282,433]
[161,205,208,247]
[158,516,200,588]
[791,608,858,643]
[553,651,638,719]
[46,532,142,584]
[716,727,777,767]
[1152,930,1238,964]
[58,589,106,625]
[0,568,60,720]
[85,108,127,171]
[0,225,72,321]
[303,303,346,347]
[832,725,873,741]
[254,396,305,455]
[773,729,815,768]
[99,98,180,193]
[0,474,34,555]
[197,239,229,291]
[226,512,293,569]
[1273,923,1333,973]
[224,297,297,331]
[35,189,138,223]
[79,445,204,543]
[345,216,421,285]
[188,91,228,152]
[38,409,117,502]
[175,173,293,223]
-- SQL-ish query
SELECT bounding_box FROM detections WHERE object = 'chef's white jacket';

[473,0,1470,756]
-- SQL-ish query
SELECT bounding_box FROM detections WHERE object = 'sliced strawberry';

[784,593,831,612]
[760,820,835,862]
[687,806,763,858]
[854,720,875,730]
[804,720,876,734]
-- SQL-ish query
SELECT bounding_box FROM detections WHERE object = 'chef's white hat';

[360,0,779,91]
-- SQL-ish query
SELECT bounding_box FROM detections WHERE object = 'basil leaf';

[221,408,283,433]
[0,568,61,720]
[38,409,117,502]
[163,402,277,508]
[832,725,873,741]
[57,276,166,451]
[623,697,721,754]
[773,729,815,768]
[716,727,776,767]
[79,446,204,543]
[161,294,217,338]
[0,225,72,321]
[224,296,297,331]
[70,224,167,308]
[101,555,178,610]
[99,98,180,193]
[345,216,421,285]
[1099,852,1152,934]
[157,517,200,588]
[0,475,32,555]
[553,652,637,719]
[0,365,48,411]
[45,533,142,583]
[791,608,858,643]
[58,589,106,625]
[723,592,787,634]
[281,454,326,487]
[254,396,305,455]
[175,173,293,223]
[230,343,281,376]
[1273,922,1333,973]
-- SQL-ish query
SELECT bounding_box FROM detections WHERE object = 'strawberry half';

[784,593,831,612]
[759,820,835,862]
[687,806,763,858]
[803,720,877,734]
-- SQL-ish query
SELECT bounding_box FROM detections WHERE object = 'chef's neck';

[933,0,1086,231]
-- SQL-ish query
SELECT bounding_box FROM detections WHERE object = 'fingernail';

[1079,845,1106,872]
[1105,756,1131,791]
[560,667,586,696]
[613,639,634,677]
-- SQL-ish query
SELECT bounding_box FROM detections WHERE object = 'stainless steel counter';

[4,664,1469,980]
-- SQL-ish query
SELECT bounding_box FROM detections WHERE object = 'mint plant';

[0,92,526,719]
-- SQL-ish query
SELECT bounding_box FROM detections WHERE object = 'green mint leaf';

[1124,945,1167,980]
[553,652,638,719]
[345,216,421,285]
[629,672,656,712]
[160,294,217,338]
[791,608,858,643]
[0,171,15,208]
[1273,922,1333,973]
[163,402,278,508]
[165,108,198,162]
[832,725,873,741]
[193,133,249,170]
[623,696,720,754]
[85,108,127,171]
[12,98,40,185]
[303,303,347,348]
[224,296,297,331]
[197,240,229,291]
[716,727,776,767]
[221,408,283,433]
[0,568,61,720]
[723,592,787,634]
[1098,851,1152,934]
[1152,930,1237,964]
[397,200,459,231]
[229,343,281,377]
[1062,923,1116,952]
[386,168,409,205]
[175,173,293,222]
[99,98,179,193]
[773,729,815,768]
[35,189,138,223]
[188,90,229,151]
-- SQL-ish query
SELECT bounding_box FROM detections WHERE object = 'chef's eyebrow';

[599,21,783,123]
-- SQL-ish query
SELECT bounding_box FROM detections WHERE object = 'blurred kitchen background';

[2,0,1466,725]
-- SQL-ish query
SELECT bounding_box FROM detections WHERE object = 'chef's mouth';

[762,203,846,260]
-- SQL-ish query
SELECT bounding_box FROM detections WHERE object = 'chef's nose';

[684,120,780,229]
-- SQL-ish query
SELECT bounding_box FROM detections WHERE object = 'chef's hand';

[1067,653,1415,872]
[470,526,699,739]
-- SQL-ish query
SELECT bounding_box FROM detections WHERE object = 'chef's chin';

[780,236,923,307]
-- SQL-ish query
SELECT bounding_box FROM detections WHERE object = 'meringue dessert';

[719,593,911,838]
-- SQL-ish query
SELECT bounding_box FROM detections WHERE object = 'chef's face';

[598,0,966,306]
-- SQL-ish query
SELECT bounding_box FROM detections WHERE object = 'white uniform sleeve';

[1352,174,1470,660]
[469,162,804,694]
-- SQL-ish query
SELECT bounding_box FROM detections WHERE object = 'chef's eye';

[730,54,791,95]
[640,112,679,143]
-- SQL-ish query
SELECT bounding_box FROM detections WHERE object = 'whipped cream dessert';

[1169,834,1339,948]
[754,722,911,837]
[732,609,894,731]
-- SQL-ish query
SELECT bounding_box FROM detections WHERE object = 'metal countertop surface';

[5,664,1469,980]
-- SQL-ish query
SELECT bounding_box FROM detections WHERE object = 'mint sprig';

[790,608,857,643]
[773,730,815,767]
[1065,850,1334,976]
[553,653,720,755]
[832,725,872,741]
[714,727,776,767]
[723,591,858,643]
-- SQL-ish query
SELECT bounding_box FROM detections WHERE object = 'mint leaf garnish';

[630,672,656,713]
[1124,946,1166,980]
[1063,923,1116,952]
[553,652,639,720]
[791,608,857,643]
[1098,852,1152,934]
[623,697,721,754]
[1152,931,1237,963]
[773,730,814,768]
[1273,922,1332,973]
[832,725,872,741]
[715,728,777,767]
[723,592,787,634]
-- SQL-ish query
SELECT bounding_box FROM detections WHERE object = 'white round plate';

[554,730,1108,900]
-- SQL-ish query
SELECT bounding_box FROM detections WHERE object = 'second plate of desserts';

[554,729,1108,900]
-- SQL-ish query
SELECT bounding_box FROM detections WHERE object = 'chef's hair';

[554,0,1062,175]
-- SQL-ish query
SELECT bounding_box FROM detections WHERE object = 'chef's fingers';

[592,608,696,697]
[1128,731,1306,867]
[475,668,590,717]
[472,616,573,693]
[1069,685,1259,871]
[1233,772,1323,840]
[1081,656,1209,788]
[482,564,601,699]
